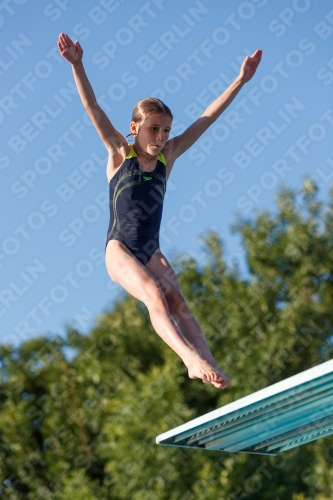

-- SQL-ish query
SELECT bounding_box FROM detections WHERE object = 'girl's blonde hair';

[131,97,173,123]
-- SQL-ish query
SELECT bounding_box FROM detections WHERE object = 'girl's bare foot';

[185,352,230,389]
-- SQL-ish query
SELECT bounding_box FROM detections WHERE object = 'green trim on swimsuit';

[126,144,166,166]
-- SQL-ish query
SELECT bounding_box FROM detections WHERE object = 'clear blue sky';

[1,0,333,346]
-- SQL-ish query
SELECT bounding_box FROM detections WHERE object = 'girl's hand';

[239,49,262,83]
[57,33,83,64]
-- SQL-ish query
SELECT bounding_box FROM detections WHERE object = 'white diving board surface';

[156,360,333,455]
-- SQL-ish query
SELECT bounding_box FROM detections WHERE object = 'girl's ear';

[130,121,139,136]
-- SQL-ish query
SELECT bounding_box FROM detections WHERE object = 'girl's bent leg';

[105,241,226,388]
[146,249,230,388]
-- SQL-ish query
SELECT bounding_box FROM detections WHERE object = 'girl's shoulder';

[106,143,132,183]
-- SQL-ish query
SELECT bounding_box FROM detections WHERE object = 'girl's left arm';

[165,49,262,164]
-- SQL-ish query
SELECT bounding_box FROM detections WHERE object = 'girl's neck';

[133,142,157,168]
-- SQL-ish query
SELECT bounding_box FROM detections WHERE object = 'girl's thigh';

[105,240,161,302]
[146,248,181,296]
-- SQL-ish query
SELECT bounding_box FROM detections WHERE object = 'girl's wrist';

[236,74,246,86]
[72,59,83,67]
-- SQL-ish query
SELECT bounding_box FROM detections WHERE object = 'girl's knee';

[166,287,186,312]
[144,281,166,308]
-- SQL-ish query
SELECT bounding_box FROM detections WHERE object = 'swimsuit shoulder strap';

[126,144,137,159]
[157,151,166,165]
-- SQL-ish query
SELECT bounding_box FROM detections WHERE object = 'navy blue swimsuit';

[106,145,167,266]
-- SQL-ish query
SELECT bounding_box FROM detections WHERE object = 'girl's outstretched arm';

[166,50,262,164]
[57,33,127,160]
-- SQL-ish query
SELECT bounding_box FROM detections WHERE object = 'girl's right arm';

[57,33,129,168]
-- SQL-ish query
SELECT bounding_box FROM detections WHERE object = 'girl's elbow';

[85,102,99,116]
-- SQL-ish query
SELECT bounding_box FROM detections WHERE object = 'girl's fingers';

[59,33,73,48]
[58,37,65,50]
[248,53,261,68]
[251,49,262,62]
[64,33,74,46]
[59,35,66,49]
[251,54,261,63]
[61,34,69,46]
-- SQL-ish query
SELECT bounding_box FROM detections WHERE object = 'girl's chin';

[148,145,161,154]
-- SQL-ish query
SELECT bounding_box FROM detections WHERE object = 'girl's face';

[131,113,172,156]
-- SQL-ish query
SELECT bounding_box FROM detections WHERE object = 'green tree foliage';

[1,181,333,499]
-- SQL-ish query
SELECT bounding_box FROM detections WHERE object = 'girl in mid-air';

[58,33,261,389]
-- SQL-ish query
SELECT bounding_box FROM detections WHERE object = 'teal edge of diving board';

[156,359,333,455]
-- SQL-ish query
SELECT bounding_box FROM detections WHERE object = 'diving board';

[156,360,333,455]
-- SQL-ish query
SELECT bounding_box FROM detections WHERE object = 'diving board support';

[156,360,333,455]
